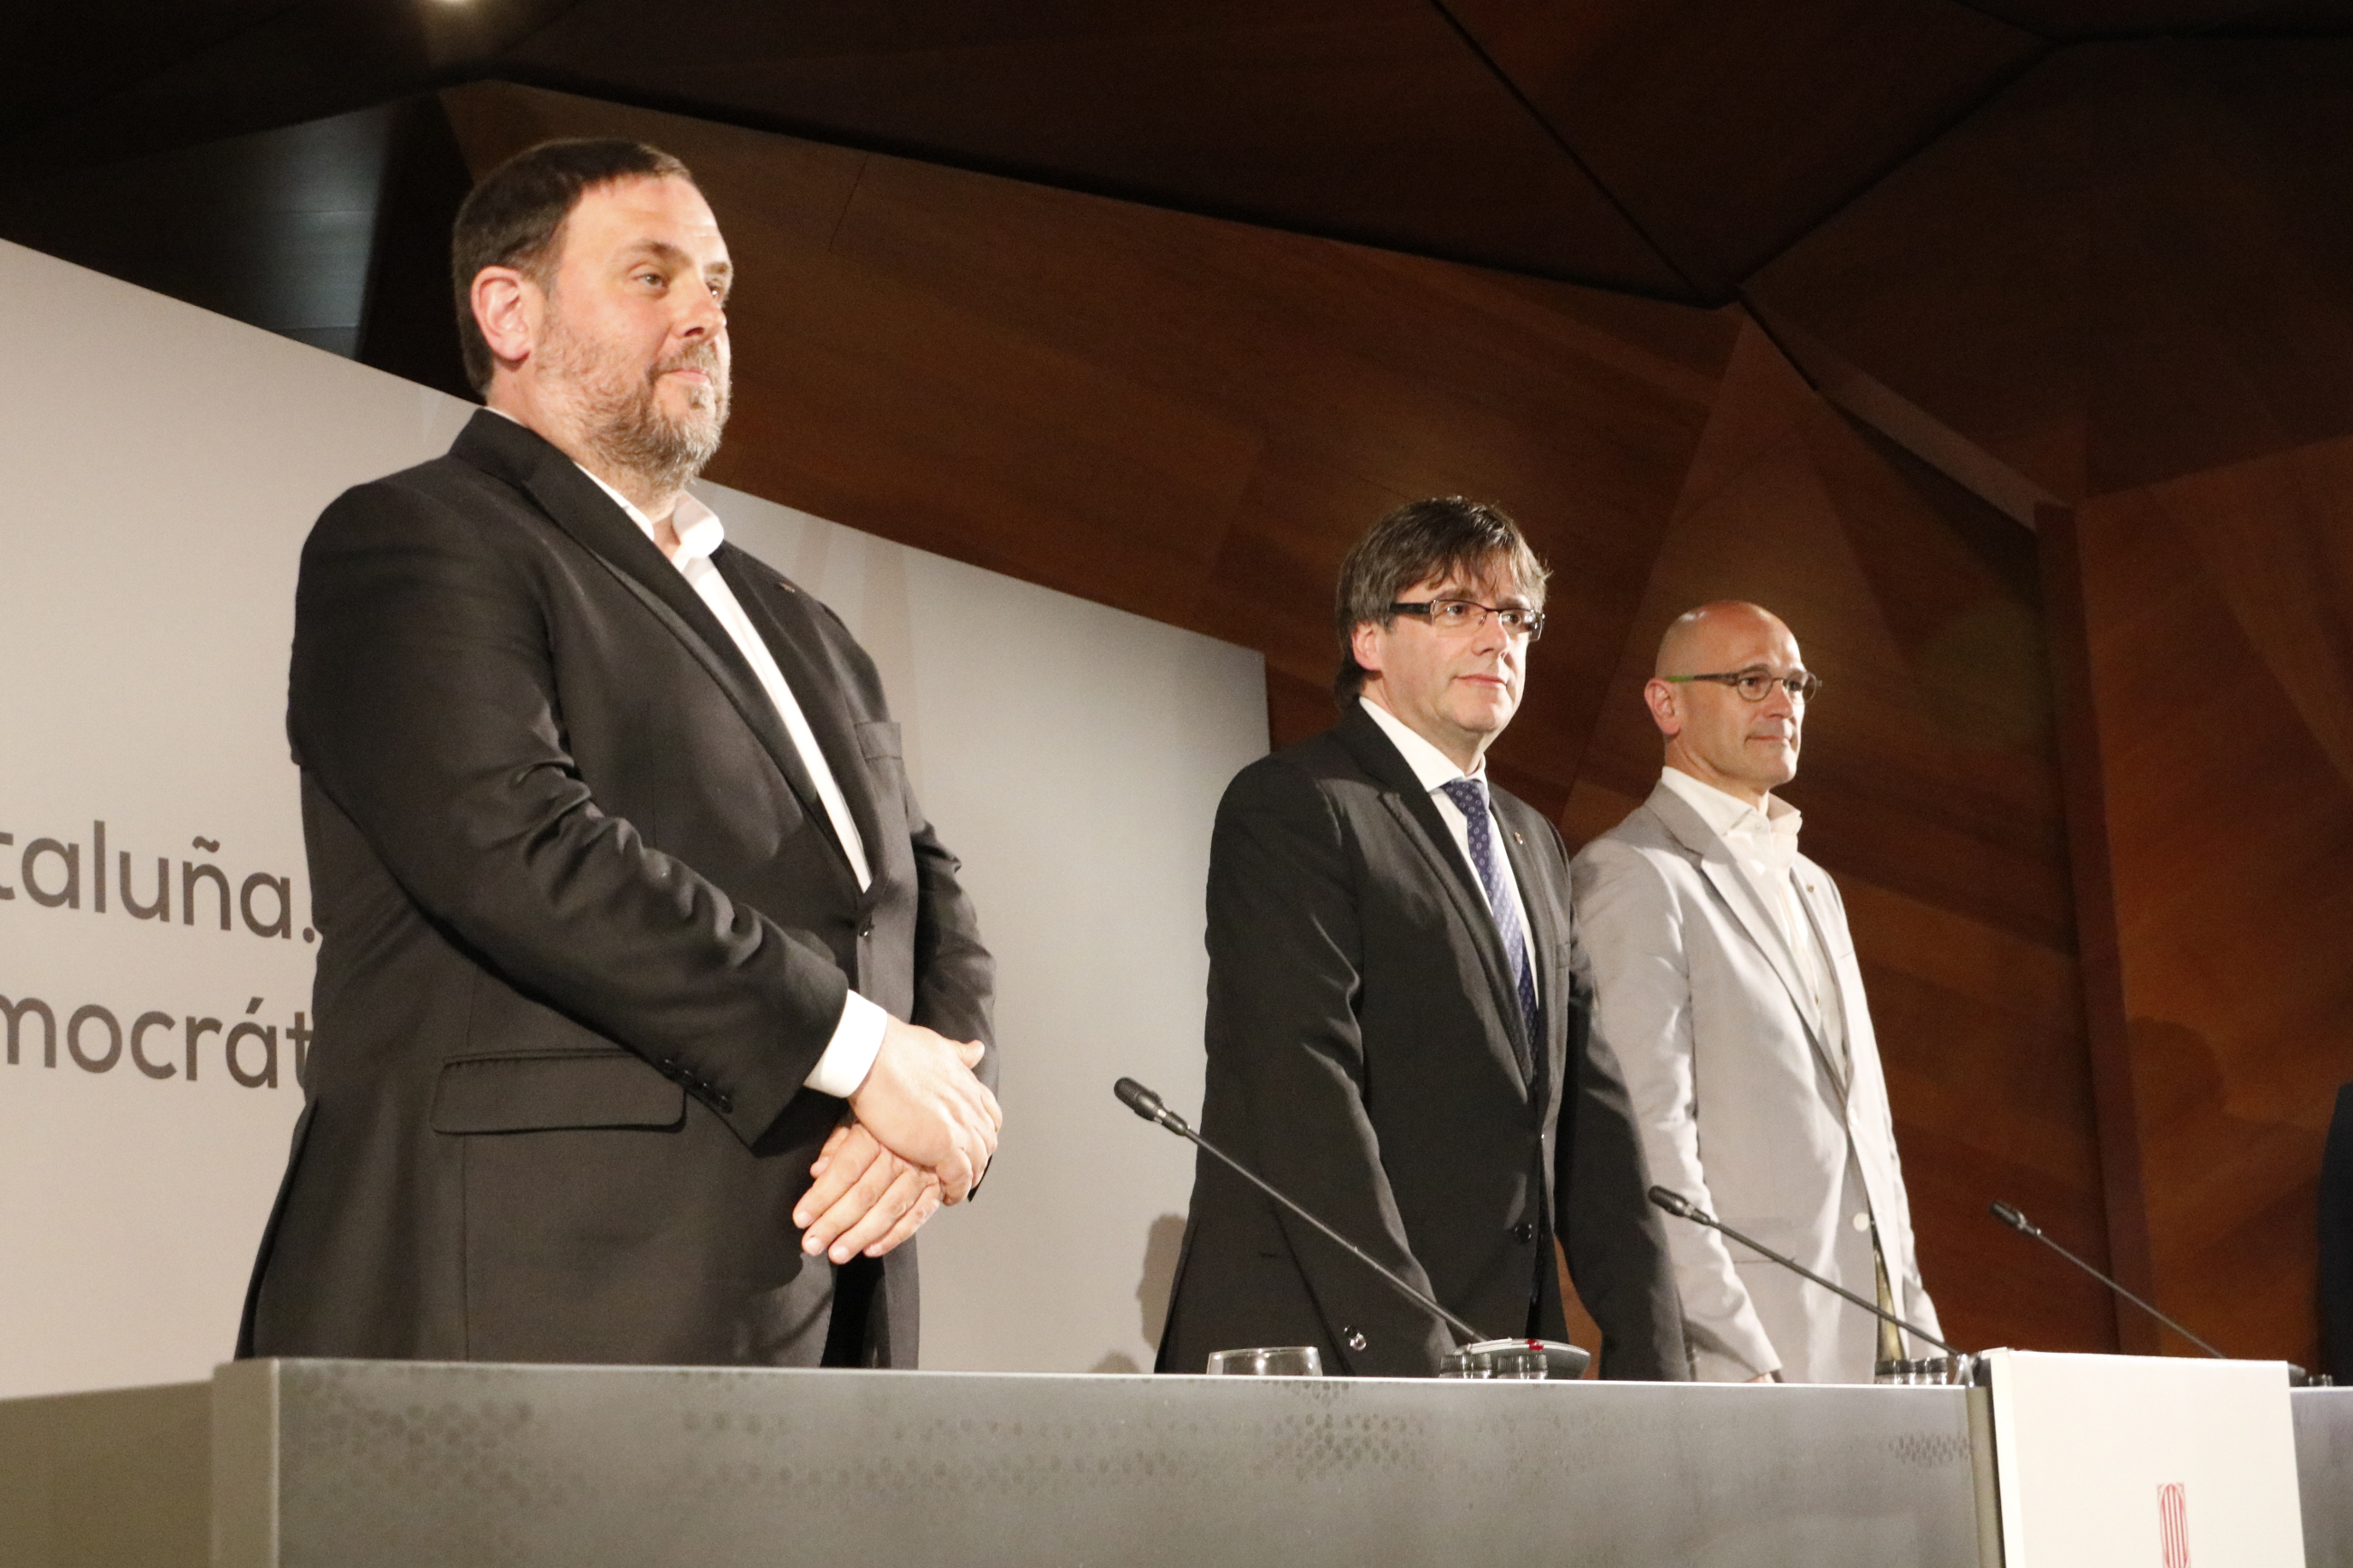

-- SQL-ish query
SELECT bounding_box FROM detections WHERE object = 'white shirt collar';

[1358,695,1483,794]
[577,468,726,563]
[481,407,727,561]
[1658,765,1802,843]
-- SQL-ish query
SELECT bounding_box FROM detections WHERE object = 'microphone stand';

[1989,1201,2227,1359]
[1116,1077,1487,1345]
[1648,1185,1961,1356]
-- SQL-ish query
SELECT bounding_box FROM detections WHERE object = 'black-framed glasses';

[1389,599,1546,641]
[1661,668,1823,702]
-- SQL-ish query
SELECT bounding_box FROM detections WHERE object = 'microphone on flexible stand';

[1114,1077,1590,1376]
[1988,1201,2228,1359]
[1648,1185,1962,1357]
[1116,1078,1484,1344]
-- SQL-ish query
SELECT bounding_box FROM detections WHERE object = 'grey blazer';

[1570,780,1938,1383]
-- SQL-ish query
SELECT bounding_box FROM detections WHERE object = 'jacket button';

[857,919,874,938]
[1343,1326,1368,1353]
[1513,1221,1537,1244]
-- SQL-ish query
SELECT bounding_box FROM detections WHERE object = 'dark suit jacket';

[2322,1083,2353,1383]
[1155,699,1684,1379]
[242,410,993,1366]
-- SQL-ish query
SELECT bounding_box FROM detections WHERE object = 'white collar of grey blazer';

[1641,782,1853,1104]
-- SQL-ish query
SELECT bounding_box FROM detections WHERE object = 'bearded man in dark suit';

[242,138,1001,1368]
[1156,499,1682,1378]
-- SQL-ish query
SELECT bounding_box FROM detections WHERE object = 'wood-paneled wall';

[1755,41,2353,1364]
[2072,461,2353,1363]
[432,81,2121,1364]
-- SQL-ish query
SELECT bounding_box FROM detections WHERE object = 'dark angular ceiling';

[7,0,2353,317]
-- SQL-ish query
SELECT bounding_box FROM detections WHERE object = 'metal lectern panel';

[2295,1387,2353,1564]
[228,1359,1983,1568]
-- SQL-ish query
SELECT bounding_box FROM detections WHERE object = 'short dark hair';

[1332,497,1549,698]
[450,138,695,393]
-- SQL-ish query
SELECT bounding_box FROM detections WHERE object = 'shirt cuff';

[804,991,888,1098]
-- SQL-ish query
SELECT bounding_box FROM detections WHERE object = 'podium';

[0,1359,2344,1566]
[2294,1384,2353,1565]
[1980,1350,2310,1565]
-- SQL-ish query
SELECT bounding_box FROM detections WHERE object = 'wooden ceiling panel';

[15,0,2353,318]
[2227,0,2353,24]
[0,0,581,180]
[502,0,1692,294]
[1444,0,2043,292]
[1965,0,2352,35]
[2085,43,2353,492]
[1743,52,2100,504]
[2,0,287,142]
[1748,42,2353,505]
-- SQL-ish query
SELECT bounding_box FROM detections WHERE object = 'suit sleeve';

[778,586,996,1096]
[1815,877,1940,1341]
[907,799,996,1091]
[1571,838,1779,1381]
[1205,760,1455,1375]
[1552,950,1691,1381]
[289,480,852,1145]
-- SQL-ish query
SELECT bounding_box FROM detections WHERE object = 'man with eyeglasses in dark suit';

[1155,498,1684,1380]
[1573,602,1942,1383]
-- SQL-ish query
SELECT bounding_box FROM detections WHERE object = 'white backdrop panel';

[0,237,1257,1396]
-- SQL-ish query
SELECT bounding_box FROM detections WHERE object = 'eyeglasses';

[1389,600,1546,641]
[1661,668,1823,702]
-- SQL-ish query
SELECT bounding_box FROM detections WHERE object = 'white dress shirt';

[1359,697,1539,988]
[1655,767,1843,1070]
[578,467,887,1098]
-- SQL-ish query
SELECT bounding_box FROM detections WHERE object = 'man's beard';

[540,310,730,495]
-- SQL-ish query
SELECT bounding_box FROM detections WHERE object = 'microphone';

[1648,1185,1961,1356]
[1113,1076,1181,1130]
[1114,1077,1489,1346]
[1989,1201,2227,1359]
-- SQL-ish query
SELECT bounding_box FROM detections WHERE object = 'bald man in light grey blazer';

[1572,603,1939,1383]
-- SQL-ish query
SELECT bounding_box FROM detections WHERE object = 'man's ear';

[471,267,539,372]
[1348,619,1385,679]
[1641,677,1682,737]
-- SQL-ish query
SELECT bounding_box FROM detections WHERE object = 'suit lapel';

[1338,702,1535,1094]
[719,550,891,902]
[1701,854,1823,1039]
[1789,864,1855,1101]
[448,413,853,879]
[1643,783,1844,1092]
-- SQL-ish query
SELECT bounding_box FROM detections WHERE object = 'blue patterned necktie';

[1438,776,1540,1058]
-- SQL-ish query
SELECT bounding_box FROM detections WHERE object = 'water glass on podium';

[1205,1346,1324,1376]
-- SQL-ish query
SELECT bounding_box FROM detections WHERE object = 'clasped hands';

[793,1017,999,1264]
